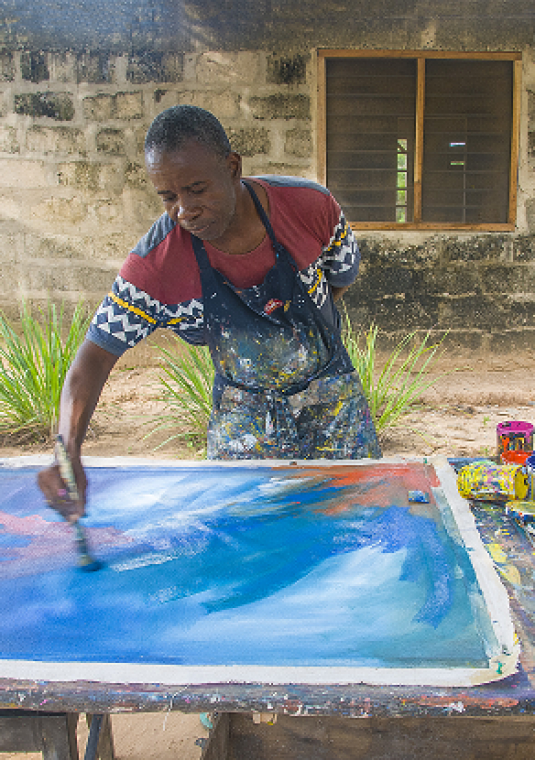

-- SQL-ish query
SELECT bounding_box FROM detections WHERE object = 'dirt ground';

[1,352,534,760]
[1,355,533,463]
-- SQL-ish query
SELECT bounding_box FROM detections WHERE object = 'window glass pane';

[326,58,416,223]
[422,60,513,224]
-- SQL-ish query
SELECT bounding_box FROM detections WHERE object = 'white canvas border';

[0,455,520,687]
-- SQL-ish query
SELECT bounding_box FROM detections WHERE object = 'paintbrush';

[55,434,102,572]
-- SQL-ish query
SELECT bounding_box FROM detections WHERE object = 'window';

[318,51,521,230]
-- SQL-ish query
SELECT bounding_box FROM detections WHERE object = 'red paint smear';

[277,463,440,515]
[0,511,132,577]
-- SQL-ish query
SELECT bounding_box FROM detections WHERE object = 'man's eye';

[191,186,206,195]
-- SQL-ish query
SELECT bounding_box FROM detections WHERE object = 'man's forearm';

[38,339,119,518]
[58,340,119,457]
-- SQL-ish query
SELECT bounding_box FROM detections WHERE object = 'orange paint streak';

[275,463,440,515]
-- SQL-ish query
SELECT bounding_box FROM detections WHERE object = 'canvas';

[0,456,518,688]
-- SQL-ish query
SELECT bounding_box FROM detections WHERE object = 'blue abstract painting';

[0,460,511,680]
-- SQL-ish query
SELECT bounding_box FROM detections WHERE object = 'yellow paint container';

[457,461,529,502]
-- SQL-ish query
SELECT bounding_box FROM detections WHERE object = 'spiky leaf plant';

[0,301,90,442]
[148,338,214,450]
[150,315,453,451]
[342,313,453,433]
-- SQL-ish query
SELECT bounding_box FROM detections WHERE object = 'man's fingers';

[48,499,80,522]
[37,466,86,521]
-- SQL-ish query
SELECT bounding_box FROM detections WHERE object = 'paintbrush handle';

[55,434,79,502]
[74,521,91,554]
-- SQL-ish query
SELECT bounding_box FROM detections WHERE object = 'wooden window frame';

[317,50,522,231]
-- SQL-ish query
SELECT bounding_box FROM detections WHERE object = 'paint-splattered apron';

[191,181,381,460]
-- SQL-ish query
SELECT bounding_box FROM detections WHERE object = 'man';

[38,105,381,520]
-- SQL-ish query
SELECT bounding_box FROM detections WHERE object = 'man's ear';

[227,151,242,180]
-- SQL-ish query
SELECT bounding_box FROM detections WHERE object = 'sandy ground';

[1,355,534,759]
[2,359,533,463]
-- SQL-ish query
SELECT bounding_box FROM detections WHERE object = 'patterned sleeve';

[319,210,360,286]
[298,210,360,311]
[87,275,205,356]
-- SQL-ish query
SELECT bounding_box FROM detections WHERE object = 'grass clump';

[0,301,90,442]
[148,338,214,450]
[342,315,452,433]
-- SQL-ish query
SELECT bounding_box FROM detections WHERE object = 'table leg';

[0,710,79,760]
[84,714,114,760]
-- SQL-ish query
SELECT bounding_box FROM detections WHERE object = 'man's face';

[145,140,241,242]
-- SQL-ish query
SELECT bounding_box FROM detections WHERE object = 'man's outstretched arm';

[37,339,119,521]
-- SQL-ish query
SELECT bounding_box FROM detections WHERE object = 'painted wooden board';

[0,456,518,689]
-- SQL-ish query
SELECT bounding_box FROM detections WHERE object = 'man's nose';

[175,199,201,223]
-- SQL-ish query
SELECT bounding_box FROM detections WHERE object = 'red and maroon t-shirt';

[88,176,360,356]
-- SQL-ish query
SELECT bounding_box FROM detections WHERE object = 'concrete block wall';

[346,232,535,356]
[0,40,535,355]
[0,48,313,319]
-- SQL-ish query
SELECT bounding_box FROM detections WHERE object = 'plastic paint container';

[501,449,533,466]
[457,461,529,502]
[496,420,534,456]
[505,500,535,523]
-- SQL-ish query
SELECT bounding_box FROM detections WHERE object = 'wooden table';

[0,457,533,759]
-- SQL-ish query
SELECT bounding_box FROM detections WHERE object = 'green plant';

[342,314,454,433]
[0,300,90,442]
[148,337,214,450]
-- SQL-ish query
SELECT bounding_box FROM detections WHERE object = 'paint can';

[496,420,534,457]
[500,449,532,466]
[457,461,530,502]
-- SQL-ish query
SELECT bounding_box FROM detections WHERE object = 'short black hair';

[145,105,231,159]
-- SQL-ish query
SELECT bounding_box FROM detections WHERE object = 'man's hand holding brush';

[37,438,87,523]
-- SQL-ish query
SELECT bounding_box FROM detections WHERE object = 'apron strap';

[190,180,277,269]
[190,233,211,270]
[192,180,291,269]
[242,180,282,254]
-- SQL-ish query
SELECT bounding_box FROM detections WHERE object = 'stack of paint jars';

[505,452,535,524]
[499,420,534,521]
[457,420,535,523]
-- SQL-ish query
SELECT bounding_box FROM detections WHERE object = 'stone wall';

[0,48,315,319]
[1,1,535,355]
[349,233,535,356]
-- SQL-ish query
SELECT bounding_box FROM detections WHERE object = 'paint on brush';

[55,435,103,572]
